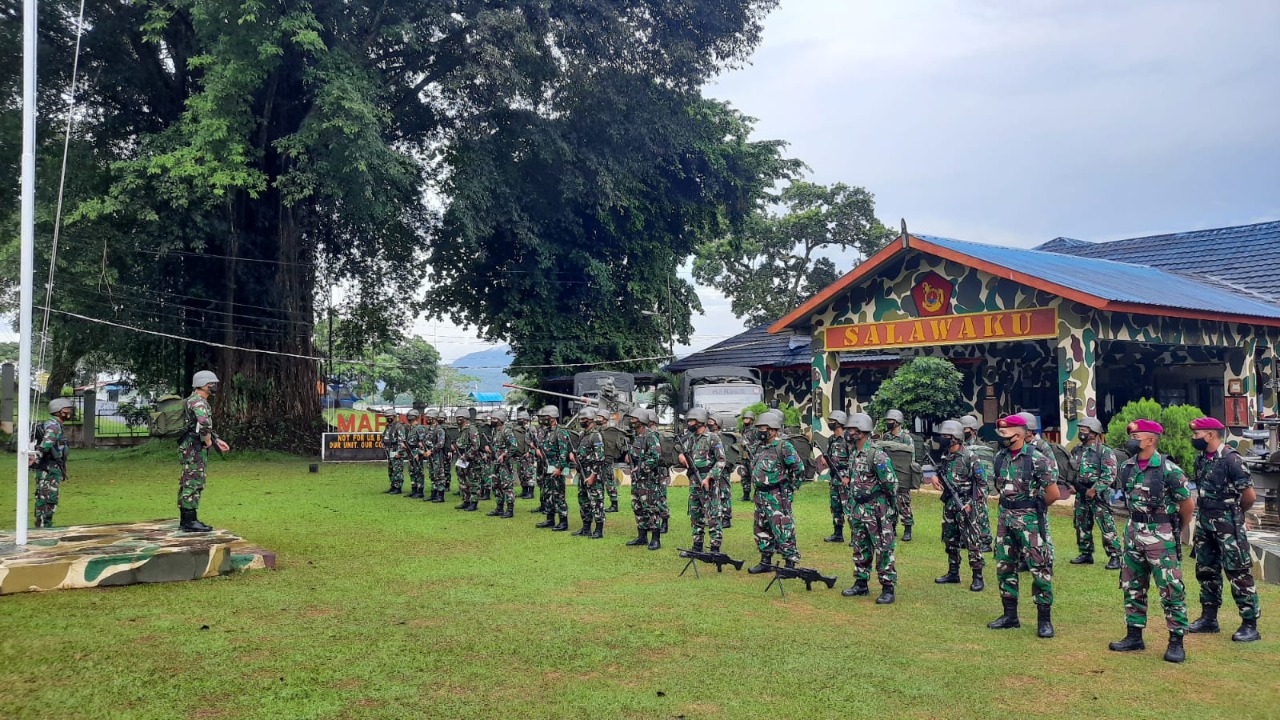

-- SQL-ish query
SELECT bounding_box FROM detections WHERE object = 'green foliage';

[1106,399,1204,471]
[743,401,801,430]
[116,401,154,430]
[867,357,968,428]
[431,367,479,408]
[693,180,895,327]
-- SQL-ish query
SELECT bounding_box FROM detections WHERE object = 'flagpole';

[16,0,38,545]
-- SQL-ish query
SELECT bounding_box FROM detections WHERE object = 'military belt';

[999,498,1039,511]
[852,491,883,504]
[1195,497,1235,512]
[1128,511,1171,524]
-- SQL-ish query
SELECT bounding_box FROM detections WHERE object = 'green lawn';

[2,445,1277,719]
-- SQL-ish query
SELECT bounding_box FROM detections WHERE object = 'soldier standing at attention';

[647,410,671,535]
[881,409,915,542]
[381,408,406,495]
[1187,417,1261,642]
[931,420,987,592]
[987,414,1060,638]
[746,413,804,574]
[572,409,608,538]
[600,410,621,513]
[680,408,724,554]
[515,410,536,500]
[707,414,732,529]
[528,411,550,514]
[840,412,898,603]
[739,410,758,501]
[535,406,572,532]
[454,414,481,511]
[1108,420,1195,662]
[403,410,426,499]
[962,414,996,553]
[179,371,230,532]
[626,407,663,549]
[30,398,74,528]
[487,409,518,518]
[1070,417,1121,569]
[823,411,851,544]
[427,410,449,503]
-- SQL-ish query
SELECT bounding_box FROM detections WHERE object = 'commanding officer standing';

[1108,420,1194,663]
[1070,417,1121,569]
[404,410,427,499]
[30,398,74,528]
[931,419,988,592]
[1187,416,1262,643]
[746,413,804,574]
[987,414,1059,638]
[381,408,406,494]
[626,407,663,548]
[841,412,898,604]
[488,409,518,518]
[680,408,724,554]
[179,370,231,532]
[535,406,572,532]
[823,411,851,544]
[881,409,915,542]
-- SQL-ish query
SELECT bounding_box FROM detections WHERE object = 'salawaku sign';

[823,307,1057,352]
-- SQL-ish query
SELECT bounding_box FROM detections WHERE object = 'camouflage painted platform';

[0,520,275,596]
[1248,528,1280,587]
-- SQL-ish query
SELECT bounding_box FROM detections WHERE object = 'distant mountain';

[449,346,514,396]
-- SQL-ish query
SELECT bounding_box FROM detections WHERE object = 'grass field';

[2,444,1278,719]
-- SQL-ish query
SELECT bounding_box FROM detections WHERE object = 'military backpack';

[149,395,190,439]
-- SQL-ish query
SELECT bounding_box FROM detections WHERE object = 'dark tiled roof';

[1034,220,1280,306]
[665,324,808,373]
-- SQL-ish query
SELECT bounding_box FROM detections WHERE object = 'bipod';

[678,549,702,579]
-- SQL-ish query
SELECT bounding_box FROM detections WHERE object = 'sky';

[7,2,1277,363]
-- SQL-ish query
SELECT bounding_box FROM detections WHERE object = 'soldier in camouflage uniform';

[881,409,915,542]
[528,413,550,514]
[454,414,482,511]
[648,410,671,535]
[403,410,427,499]
[572,409,608,538]
[427,410,449,502]
[746,413,804,573]
[931,420,988,592]
[535,406,572,532]
[987,414,1060,638]
[381,408,407,494]
[680,408,725,553]
[962,414,996,551]
[707,414,732,529]
[1070,417,1121,569]
[822,411,851,544]
[626,407,664,549]
[515,410,537,500]
[840,412,898,603]
[477,414,496,503]
[486,409,518,518]
[1108,420,1194,663]
[1187,417,1262,643]
[739,410,758,501]
[178,370,230,532]
[30,398,74,528]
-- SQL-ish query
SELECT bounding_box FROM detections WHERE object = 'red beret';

[1189,417,1225,431]
[997,415,1027,428]
[1127,419,1164,435]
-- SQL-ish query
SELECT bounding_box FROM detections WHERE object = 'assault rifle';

[763,563,838,596]
[677,547,744,577]
[935,464,984,547]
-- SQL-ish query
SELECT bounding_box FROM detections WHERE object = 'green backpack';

[149,395,190,439]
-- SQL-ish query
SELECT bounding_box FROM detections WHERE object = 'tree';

[694,180,895,327]
[378,337,440,404]
[867,357,968,429]
[1105,399,1204,471]
[431,367,478,408]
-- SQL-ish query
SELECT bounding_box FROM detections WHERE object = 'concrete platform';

[0,520,274,596]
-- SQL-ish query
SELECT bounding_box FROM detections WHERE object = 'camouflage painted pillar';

[1258,339,1279,418]
[1055,315,1096,446]
[1224,338,1257,435]
[811,348,839,433]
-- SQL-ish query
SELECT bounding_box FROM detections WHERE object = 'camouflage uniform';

[967,436,996,549]
[405,420,428,496]
[528,424,548,509]
[654,430,671,528]
[993,444,1057,607]
[1118,452,1190,634]
[751,437,803,563]
[477,426,495,500]
[381,419,407,492]
[687,431,725,547]
[630,430,663,532]
[491,422,519,511]
[179,393,216,510]
[847,440,897,585]
[938,444,989,572]
[602,431,620,509]
[882,428,915,531]
[577,427,608,526]
[455,423,482,506]
[1072,439,1120,560]
[1192,446,1260,623]
[32,417,68,526]
[827,431,851,532]
[740,429,761,500]
[714,433,732,526]
[428,421,449,496]
[540,425,572,517]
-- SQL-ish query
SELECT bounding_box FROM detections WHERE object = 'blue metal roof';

[915,234,1280,320]
[468,391,505,403]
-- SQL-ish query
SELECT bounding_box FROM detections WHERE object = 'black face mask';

[827,423,840,433]
[1077,431,1092,444]
[885,422,898,431]
[540,419,552,427]
[1125,439,1142,454]
[207,384,219,397]
[998,434,1017,449]
[1191,437,1209,452]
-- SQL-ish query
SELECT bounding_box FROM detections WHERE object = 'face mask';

[998,434,1017,449]
[963,431,974,442]
[827,423,840,433]
[1077,431,1092,443]
[885,422,897,431]
[540,419,551,427]
[207,384,219,396]
[1191,437,1209,452]
[1125,439,1142,454]
[687,423,699,433]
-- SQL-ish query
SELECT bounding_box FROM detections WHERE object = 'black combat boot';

[901,524,913,542]
[535,512,555,528]
[572,519,591,536]
[1188,604,1220,634]
[784,559,797,569]
[747,553,774,574]
[709,543,721,554]
[432,490,445,503]
[723,516,731,529]
[1104,555,1121,570]
[842,579,869,597]
[987,598,1020,629]
[486,502,503,517]
[590,521,604,539]
[500,506,514,519]
[607,499,619,513]
[480,488,491,501]
[1108,625,1145,652]
[661,517,669,534]
[552,514,569,531]
[1036,605,1054,638]
[455,498,469,510]
[935,556,961,584]
[970,570,985,592]
[1070,553,1094,565]
[530,500,545,514]
[876,584,896,604]
[742,486,751,501]
[626,529,648,547]
[824,520,845,543]
[1164,632,1186,663]
[465,501,480,512]
[691,536,705,553]
[383,486,398,494]
[647,530,661,550]
[1232,618,1261,643]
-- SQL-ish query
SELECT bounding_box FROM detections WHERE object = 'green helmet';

[756,413,782,430]
[192,370,219,388]
[537,405,559,419]
[48,398,74,414]
[685,407,709,424]
[826,410,848,427]
[742,410,756,422]
[491,409,508,422]
[960,414,981,431]
[1016,412,1038,431]
[406,409,421,420]
[1079,417,1104,434]
[936,419,964,438]
[884,409,905,423]
[847,413,874,432]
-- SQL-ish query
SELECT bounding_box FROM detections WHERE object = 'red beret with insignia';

[1189,417,1225,431]
[1127,419,1164,435]
[997,415,1027,429]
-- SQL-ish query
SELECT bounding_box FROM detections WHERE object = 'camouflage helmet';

[713,412,735,428]
[884,409,905,423]
[516,409,530,421]
[192,370,219,388]
[594,407,610,420]
[406,409,421,420]
[576,407,595,422]
[626,407,647,423]
[960,414,981,431]
[755,413,782,430]
[685,407,709,424]
[644,408,659,424]
[48,398,74,414]
[936,419,965,439]
[741,409,756,422]
[1079,417,1104,434]
[537,405,559,419]
[490,409,508,422]
[1016,411,1038,431]
[826,410,848,427]
[382,408,397,419]
[846,412,874,432]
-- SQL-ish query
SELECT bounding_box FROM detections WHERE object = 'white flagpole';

[16,0,38,545]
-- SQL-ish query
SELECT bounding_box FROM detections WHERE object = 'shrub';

[742,401,802,430]
[1105,398,1204,471]
[867,357,968,430]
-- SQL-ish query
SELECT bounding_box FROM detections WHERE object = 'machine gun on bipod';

[677,547,745,577]
[763,564,838,596]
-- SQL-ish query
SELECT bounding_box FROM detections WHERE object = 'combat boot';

[784,559,797,569]
[486,502,503,517]
[901,525,913,542]
[432,490,445,503]
[723,517,731,529]
[1036,605,1054,638]
[935,557,961,584]
[842,579,869,597]
[455,498,470,510]
[1232,618,1261,643]
[480,488,491,501]
[661,517,669,534]
[590,522,604,539]
[691,537,705,553]
[647,530,661,550]
[1104,555,1121,570]
[876,584,895,604]
[1163,632,1186,663]
[1070,553,1094,565]
[1188,604,1219,633]
[741,486,751,501]
[824,521,845,543]
[747,553,773,574]
[987,598,1020,629]
[572,520,591,537]
[500,506,514,519]
[1108,625,1145,652]
[626,530,648,547]
[607,499,619,513]
[33,516,45,529]
[536,512,556,529]
[383,487,398,494]
[970,570,985,592]
[552,514,569,531]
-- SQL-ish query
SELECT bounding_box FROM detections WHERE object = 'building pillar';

[1224,339,1256,434]
[1056,321,1097,446]
[82,390,97,449]
[810,348,839,433]
[1258,339,1279,418]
